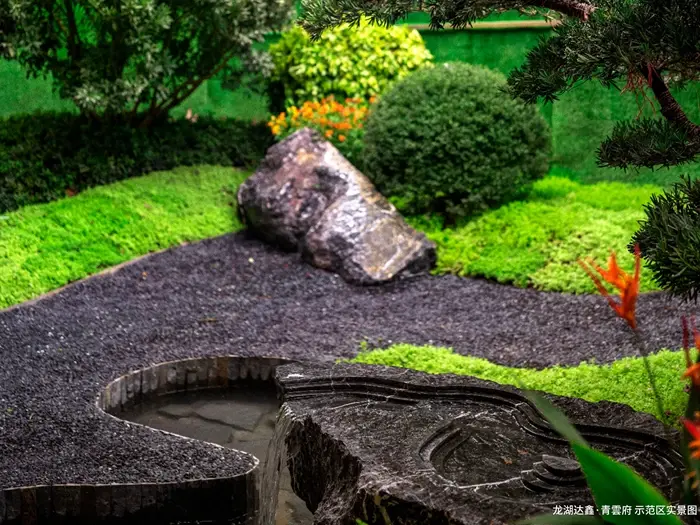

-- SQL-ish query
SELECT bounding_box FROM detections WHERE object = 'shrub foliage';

[631,176,700,302]
[0,0,293,125]
[362,62,552,219]
[0,113,273,213]
[268,96,373,165]
[299,0,700,170]
[267,21,432,110]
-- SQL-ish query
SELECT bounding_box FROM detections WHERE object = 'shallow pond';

[122,385,314,525]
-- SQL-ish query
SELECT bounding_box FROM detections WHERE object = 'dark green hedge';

[0,113,274,213]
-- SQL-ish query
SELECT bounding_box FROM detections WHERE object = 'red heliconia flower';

[579,244,641,330]
[682,316,700,387]
[683,418,700,460]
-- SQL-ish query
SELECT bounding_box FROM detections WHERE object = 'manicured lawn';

[351,344,688,427]
[0,168,666,310]
[0,166,247,309]
[409,174,662,293]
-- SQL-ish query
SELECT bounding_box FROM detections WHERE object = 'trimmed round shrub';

[267,21,432,110]
[362,62,552,220]
[630,176,700,302]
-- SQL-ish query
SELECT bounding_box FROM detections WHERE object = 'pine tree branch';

[300,0,597,38]
[644,64,700,140]
[598,118,700,169]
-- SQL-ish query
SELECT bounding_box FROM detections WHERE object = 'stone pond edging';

[0,356,293,525]
[0,344,690,525]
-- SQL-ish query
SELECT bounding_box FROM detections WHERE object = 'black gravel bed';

[0,232,698,489]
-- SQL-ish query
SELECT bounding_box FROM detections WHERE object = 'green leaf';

[523,389,588,447]
[517,514,605,524]
[572,444,682,525]
[524,390,682,525]
[268,21,433,106]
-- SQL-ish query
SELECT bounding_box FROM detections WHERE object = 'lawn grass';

[0,165,247,309]
[351,344,688,427]
[0,170,667,309]
[407,174,663,294]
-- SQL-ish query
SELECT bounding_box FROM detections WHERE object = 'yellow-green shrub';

[267,21,432,110]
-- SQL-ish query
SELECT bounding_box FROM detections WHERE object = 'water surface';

[122,385,314,525]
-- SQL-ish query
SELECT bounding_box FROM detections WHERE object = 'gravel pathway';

[0,232,697,489]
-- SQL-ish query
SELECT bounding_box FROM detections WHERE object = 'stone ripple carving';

[274,362,683,525]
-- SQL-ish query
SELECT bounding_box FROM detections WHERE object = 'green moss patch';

[351,344,688,426]
[0,170,667,309]
[408,175,663,293]
[0,165,246,309]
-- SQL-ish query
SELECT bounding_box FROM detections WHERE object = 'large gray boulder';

[237,128,436,285]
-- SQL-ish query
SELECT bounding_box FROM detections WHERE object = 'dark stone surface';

[4,490,20,522]
[275,361,684,525]
[0,232,699,497]
[237,128,436,284]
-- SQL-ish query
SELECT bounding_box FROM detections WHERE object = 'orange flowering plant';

[518,246,700,525]
[268,96,374,166]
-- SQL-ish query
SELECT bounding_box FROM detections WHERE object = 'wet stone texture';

[275,362,685,525]
[237,128,436,285]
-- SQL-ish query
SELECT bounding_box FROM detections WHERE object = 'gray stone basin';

[274,361,684,525]
[121,385,313,525]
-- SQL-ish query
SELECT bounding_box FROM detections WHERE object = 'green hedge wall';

[2,18,700,187]
[0,113,273,213]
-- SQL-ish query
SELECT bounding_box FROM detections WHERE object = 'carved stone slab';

[274,362,683,525]
[237,128,436,285]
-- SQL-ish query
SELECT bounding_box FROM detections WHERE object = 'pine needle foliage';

[630,176,700,303]
[300,0,700,170]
